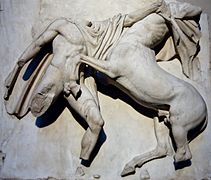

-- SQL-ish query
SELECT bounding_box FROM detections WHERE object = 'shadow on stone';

[96,71,158,119]
[0,150,6,169]
[35,95,66,128]
[121,170,136,177]
[23,43,52,81]
[66,103,89,130]
[81,128,107,167]
[174,159,192,170]
[35,93,107,166]
[67,102,107,166]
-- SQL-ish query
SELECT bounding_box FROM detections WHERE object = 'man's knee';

[93,115,104,128]
[87,106,104,131]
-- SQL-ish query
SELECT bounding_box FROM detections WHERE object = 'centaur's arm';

[124,0,164,27]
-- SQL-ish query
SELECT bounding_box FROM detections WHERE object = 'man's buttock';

[122,13,169,48]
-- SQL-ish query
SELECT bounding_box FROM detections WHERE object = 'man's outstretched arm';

[124,0,164,27]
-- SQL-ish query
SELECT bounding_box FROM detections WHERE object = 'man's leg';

[65,83,104,160]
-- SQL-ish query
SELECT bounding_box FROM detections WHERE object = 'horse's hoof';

[174,152,191,163]
[121,164,136,177]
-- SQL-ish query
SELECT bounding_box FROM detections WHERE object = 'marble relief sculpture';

[4,0,207,177]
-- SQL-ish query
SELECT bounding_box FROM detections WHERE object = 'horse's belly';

[118,63,179,108]
[116,71,175,110]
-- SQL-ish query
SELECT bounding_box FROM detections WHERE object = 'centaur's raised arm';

[124,0,164,27]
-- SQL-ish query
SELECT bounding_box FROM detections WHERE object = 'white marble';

[0,1,210,180]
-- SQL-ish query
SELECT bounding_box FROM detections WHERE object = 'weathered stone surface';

[0,0,211,180]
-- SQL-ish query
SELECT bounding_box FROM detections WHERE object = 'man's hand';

[64,81,81,99]
[124,0,164,27]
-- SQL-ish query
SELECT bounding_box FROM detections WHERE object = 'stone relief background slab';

[0,0,211,179]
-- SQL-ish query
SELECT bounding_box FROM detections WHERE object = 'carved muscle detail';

[4,0,207,178]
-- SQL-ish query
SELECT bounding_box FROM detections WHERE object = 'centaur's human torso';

[120,13,169,49]
[106,13,198,110]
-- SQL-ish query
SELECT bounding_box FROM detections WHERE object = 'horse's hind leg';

[171,116,192,162]
[121,116,173,177]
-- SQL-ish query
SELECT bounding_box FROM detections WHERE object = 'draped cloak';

[156,1,202,78]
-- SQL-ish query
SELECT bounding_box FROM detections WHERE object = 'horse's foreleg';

[121,117,173,177]
[80,54,118,78]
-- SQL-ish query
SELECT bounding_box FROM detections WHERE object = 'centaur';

[4,0,207,177]
[79,0,208,176]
